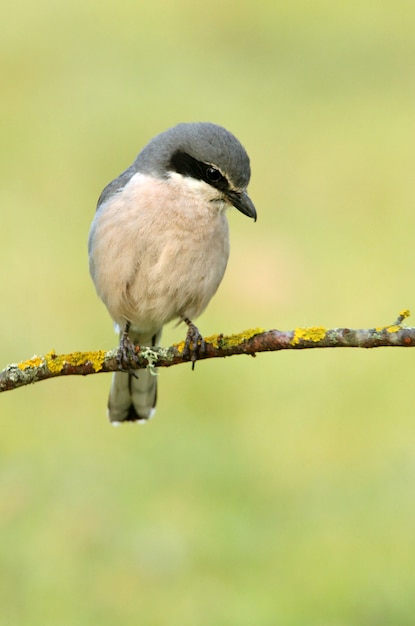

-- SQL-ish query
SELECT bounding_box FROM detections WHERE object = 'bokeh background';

[1,1,415,624]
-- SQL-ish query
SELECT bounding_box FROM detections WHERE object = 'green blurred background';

[1,1,415,624]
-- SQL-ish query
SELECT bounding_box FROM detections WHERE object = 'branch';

[1,310,413,393]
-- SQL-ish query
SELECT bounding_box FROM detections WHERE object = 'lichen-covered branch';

[1,310,414,393]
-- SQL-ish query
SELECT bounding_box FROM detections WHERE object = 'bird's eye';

[205,166,223,183]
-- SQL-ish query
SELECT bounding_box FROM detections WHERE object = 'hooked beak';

[226,190,257,222]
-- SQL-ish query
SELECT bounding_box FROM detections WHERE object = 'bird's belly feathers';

[89,175,230,333]
[140,224,229,326]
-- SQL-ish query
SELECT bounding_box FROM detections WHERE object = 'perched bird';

[88,122,256,423]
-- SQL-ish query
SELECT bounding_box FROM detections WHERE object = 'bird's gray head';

[99,122,256,220]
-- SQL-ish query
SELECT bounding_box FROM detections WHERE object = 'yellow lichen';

[175,341,186,353]
[205,328,265,349]
[71,350,106,372]
[45,349,106,373]
[45,350,65,373]
[17,355,44,370]
[291,326,327,346]
[17,350,106,373]
[376,309,411,334]
[386,325,400,334]
[174,328,265,353]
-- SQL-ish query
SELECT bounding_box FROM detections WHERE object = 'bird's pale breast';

[89,172,230,334]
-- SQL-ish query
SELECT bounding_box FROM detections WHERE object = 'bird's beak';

[227,190,257,222]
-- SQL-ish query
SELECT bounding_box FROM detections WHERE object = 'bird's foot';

[117,322,139,375]
[182,317,206,370]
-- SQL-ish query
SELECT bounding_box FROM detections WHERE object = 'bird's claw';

[117,323,139,375]
[182,318,206,370]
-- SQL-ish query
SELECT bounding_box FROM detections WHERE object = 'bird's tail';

[108,329,162,424]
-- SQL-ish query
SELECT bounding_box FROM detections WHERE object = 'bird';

[88,122,256,424]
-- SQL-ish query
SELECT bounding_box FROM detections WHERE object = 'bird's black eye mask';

[169,150,230,193]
